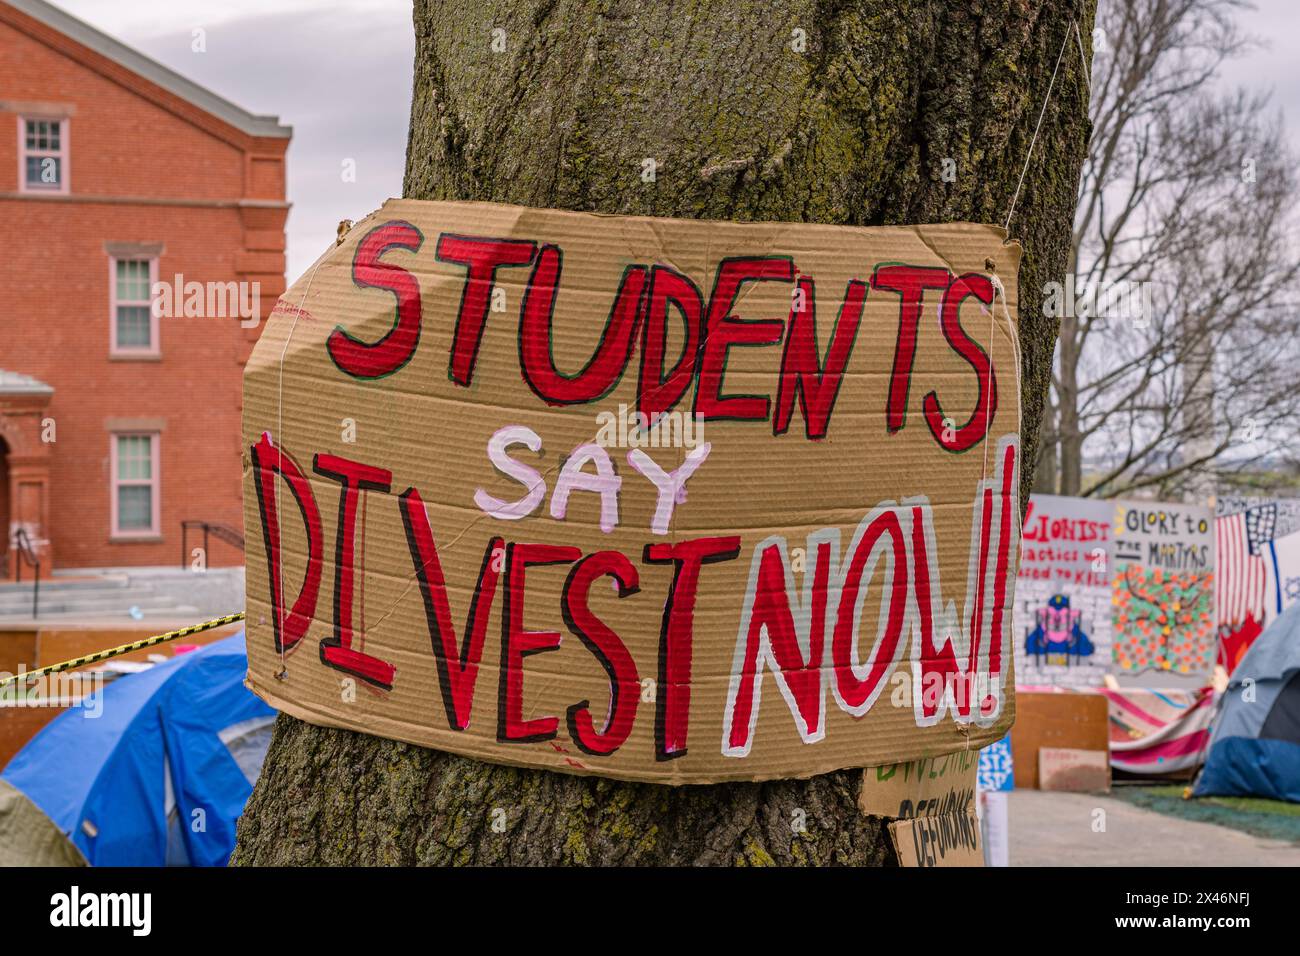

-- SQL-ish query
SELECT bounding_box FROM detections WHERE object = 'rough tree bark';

[233,0,1094,866]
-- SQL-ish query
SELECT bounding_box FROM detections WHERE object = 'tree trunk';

[1057,310,1083,495]
[233,0,1094,866]
[1032,407,1059,494]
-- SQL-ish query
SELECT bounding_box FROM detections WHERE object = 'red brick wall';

[0,11,288,569]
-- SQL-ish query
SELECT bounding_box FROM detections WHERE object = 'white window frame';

[110,432,161,539]
[109,256,160,357]
[18,116,69,195]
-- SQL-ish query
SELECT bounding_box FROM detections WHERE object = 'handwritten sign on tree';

[242,200,1022,783]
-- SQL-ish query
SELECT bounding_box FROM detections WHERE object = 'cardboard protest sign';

[242,199,1022,784]
[861,750,983,866]
[1215,495,1300,539]
[1213,497,1300,668]
[977,734,1014,792]
[1214,499,1280,651]
[863,749,983,868]
[1111,501,1215,675]
[858,749,979,818]
[1015,494,1114,687]
[1266,529,1300,624]
[889,813,983,867]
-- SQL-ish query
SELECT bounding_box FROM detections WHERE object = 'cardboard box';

[1039,747,1111,792]
[1011,692,1109,788]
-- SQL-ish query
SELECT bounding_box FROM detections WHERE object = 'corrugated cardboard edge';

[249,669,1012,784]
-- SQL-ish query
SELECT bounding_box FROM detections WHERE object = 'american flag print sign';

[1214,503,1275,629]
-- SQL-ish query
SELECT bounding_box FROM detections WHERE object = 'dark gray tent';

[1194,600,1300,802]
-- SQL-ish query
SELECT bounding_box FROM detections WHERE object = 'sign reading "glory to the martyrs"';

[242,200,1022,784]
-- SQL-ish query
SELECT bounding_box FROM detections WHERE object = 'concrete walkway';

[1009,789,1300,866]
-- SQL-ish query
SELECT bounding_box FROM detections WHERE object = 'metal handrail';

[11,527,39,618]
[180,520,245,570]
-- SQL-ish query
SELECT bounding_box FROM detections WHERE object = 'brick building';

[0,0,289,574]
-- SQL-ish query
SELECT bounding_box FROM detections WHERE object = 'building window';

[19,117,68,194]
[110,258,159,356]
[111,433,160,537]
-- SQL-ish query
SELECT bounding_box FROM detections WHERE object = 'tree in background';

[234,0,1093,866]
[1036,0,1300,500]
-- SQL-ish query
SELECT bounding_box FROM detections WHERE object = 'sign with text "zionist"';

[1015,494,1115,688]
[242,200,1022,784]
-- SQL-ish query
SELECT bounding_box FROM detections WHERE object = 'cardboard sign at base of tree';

[858,750,979,819]
[241,199,1022,784]
[889,813,983,867]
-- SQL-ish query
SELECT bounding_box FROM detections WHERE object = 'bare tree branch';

[1037,0,1300,500]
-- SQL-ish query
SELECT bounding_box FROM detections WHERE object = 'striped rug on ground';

[1103,686,1216,775]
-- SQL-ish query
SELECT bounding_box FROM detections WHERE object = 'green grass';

[1112,784,1300,843]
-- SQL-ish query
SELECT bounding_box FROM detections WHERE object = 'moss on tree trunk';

[233,0,1093,866]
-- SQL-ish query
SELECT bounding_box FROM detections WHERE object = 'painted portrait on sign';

[1014,494,1113,687]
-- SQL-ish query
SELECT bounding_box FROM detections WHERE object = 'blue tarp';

[1,632,274,866]
[1196,737,1300,803]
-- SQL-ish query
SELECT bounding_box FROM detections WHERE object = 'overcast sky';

[50,0,413,280]
[47,0,1300,281]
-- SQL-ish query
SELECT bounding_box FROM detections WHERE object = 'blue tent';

[1195,602,1300,803]
[2,632,275,865]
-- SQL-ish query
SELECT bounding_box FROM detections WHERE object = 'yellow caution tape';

[0,612,246,689]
